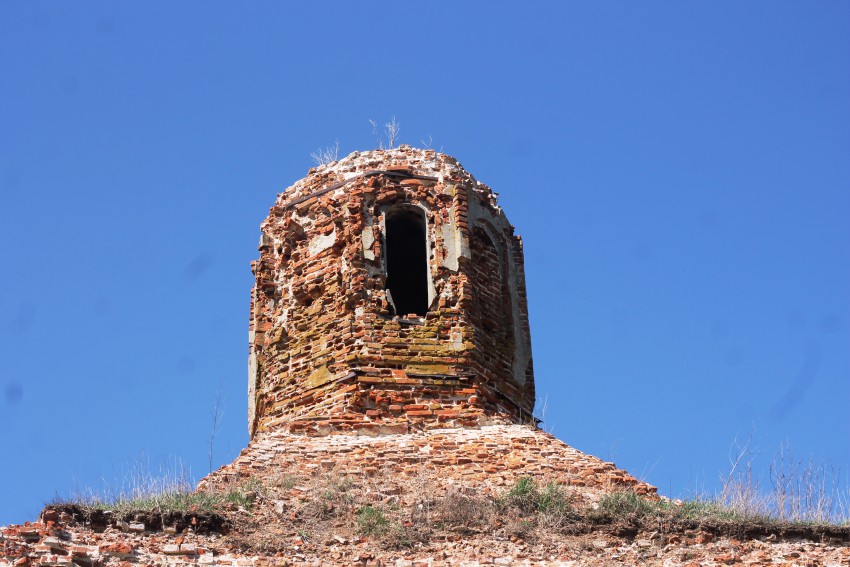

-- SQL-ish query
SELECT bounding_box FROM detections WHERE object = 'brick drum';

[248,146,535,437]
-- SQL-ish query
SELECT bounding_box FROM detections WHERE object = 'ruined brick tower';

[248,146,535,438]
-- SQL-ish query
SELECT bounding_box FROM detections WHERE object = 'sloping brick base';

[199,425,656,498]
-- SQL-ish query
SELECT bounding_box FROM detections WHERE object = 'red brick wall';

[248,147,535,437]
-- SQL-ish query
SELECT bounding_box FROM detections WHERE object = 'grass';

[671,498,747,523]
[54,457,263,515]
[586,441,850,529]
[592,491,734,524]
[595,490,659,519]
[437,489,492,530]
[713,441,850,525]
[500,477,573,517]
[593,490,849,529]
[65,481,262,515]
[48,445,848,551]
[356,506,390,536]
[83,490,219,514]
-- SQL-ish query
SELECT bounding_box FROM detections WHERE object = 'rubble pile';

[3,478,848,567]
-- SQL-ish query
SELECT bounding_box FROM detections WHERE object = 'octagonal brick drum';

[248,146,535,438]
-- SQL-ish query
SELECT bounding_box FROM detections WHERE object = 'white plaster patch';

[247,352,258,433]
[441,221,459,272]
[361,228,375,260]
[276,306,289,326]
[308,229,336,257]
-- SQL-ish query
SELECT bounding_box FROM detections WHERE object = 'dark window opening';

[385,208,429,317]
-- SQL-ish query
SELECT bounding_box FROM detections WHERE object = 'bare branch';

[384,116,400,148]
[368,118,384,150]
[209,386,225,474]
[310,140,339,166]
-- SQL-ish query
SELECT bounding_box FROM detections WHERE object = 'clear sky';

[1,2,848,525]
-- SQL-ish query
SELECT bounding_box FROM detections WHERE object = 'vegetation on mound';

[47,459,263,517]
[45,472,850,551]
[593,490,848,531]
[231,473,848,553]
[60,482,259,515]
[45,443,849,552]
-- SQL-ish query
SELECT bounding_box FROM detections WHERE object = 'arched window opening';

[385,208,429,317]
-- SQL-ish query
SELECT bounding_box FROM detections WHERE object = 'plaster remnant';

[441,220,459,271]
[308,229,336,257]
[305,364,333,388]
[361,227,375,260]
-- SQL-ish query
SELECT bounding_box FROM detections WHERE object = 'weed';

[438,489,492,529]
[501,477,573,517]
[502,477,537,513]
[310,141,339,166]
[595,491,784,528]
[716,438,849,524]
[506,518,534,539]
[318,475,355,508]
[356,506,390,537]
[769,444,848,524]
[223,478,264,510]
[596,491,658,520]
[61,466,263,515]
[538,482,573,516]
[670,498,737,521]
[326,476,354,496]
[369,117,401,149]
[208,385,225,474]
[275,474,300,491]
[65,456,197,513]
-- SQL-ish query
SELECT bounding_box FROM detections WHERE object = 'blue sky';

[1,2,848,524]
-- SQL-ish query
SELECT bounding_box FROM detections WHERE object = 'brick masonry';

[249,146,534,438]
[233,146,662,501]
[199,424,657,497]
